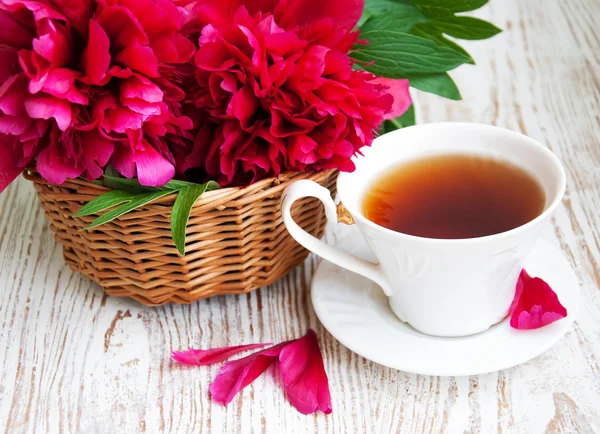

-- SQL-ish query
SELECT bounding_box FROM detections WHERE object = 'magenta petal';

[83,19,111,84]
[209,343,288,406]
[37,145,84,185]
[371,77,412,120]
[24,95,72,131]
[0,9,34,49]
[0,138,24,193]
[0,49,19,83]
[0,74,28,116]
[510,270,568,330]
[279,329,332,415]
[82,132,114,180]
[172,343,271,366]
[111,145,137,179]
[281,0,364,31]
[133,144,175,186]
[116,40,159,78]
[120,74,163,103]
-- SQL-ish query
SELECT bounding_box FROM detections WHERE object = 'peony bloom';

[180,0,411,186]
[0,0,195,191]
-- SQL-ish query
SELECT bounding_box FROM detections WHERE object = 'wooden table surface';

[1,1,599,433]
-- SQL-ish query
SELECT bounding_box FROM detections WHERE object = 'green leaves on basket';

[171,182,220,256]
[74,176,220,256]
[355,0,500,133]
[76,190,175,230]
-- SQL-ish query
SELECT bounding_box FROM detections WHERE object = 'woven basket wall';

[24,169,338,305]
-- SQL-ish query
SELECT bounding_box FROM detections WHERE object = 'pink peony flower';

[510,270,567,330]
[180,0,410,186]
[0,0,196,191]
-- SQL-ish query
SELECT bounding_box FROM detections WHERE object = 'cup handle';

[281,180,392,296]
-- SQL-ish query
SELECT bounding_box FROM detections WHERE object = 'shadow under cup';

[337,123,566,337]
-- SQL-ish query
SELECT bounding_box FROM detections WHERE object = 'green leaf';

[83,190,174,230]
[352,30,471,78]
[410,22,474,64]
[364,0,413,13]
[381,104,416,134]
[171,184,213,256]
[408,72,462,100]
[360,5,427,33]
[74,190,138,217]
[159,179,220,191]
[358,9,374,27]
[411,0,489,15]
[430,16,502,40]
[102,175,155,194]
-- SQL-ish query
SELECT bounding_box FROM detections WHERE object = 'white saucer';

[311,234,580,376]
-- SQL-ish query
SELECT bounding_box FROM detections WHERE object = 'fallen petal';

[279,329,332,415]
[172,343,271,366]
[510,270,567,330]
[209,343,288,407]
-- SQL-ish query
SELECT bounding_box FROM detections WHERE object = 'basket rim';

[24,168,338,208]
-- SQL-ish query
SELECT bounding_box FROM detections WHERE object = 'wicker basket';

[24,169,338,305]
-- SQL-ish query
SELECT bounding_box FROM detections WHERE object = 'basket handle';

[281,180,392,296]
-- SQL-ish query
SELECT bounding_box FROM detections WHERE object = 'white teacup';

[281,123,566,337]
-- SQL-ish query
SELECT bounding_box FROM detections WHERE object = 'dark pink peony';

[180,0,411,186]
[0,0,195,191]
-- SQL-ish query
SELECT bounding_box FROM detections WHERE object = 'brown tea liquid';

[362,154,545,239]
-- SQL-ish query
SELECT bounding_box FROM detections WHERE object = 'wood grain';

[1,1,599,433]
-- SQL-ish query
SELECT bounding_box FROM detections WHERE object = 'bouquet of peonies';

[0,0,499,254]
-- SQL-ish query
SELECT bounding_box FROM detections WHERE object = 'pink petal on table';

[371,77,412,120]
[172,343,271,366]
[510,270,567,330]
[279,329,332,415]
[209,343,288,407]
